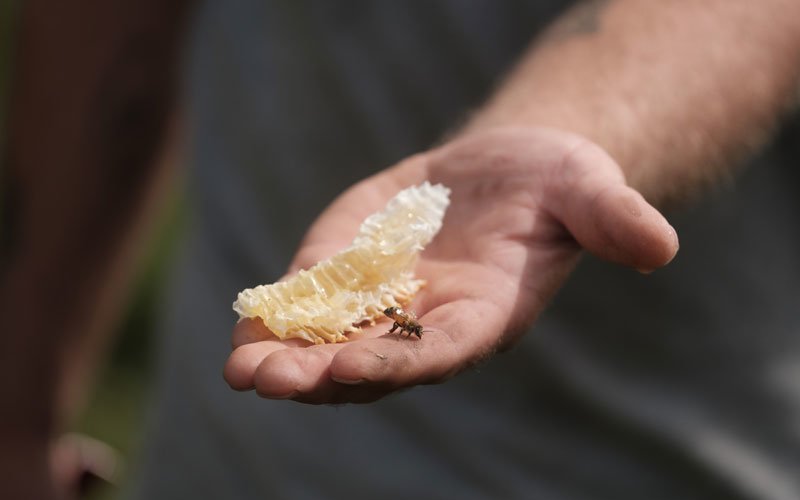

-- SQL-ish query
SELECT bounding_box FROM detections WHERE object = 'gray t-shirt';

[130,1,800,499]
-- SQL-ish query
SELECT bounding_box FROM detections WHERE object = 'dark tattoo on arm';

[541,0,612,44]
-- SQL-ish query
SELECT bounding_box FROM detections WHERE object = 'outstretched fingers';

[252,338,404,404]
[227,297,509,404]
[327,298,508,394]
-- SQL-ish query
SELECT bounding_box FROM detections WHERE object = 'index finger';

[327,298,507,389]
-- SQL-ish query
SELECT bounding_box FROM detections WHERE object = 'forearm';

[0,0,189,442]
[469,0,800,205]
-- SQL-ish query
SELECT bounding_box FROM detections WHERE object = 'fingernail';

[332,377,366,385]
[259,390,298,400]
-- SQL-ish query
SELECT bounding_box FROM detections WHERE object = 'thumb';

[548,141,679,272]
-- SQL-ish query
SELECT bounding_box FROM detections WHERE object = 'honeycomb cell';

[232,182,451,344]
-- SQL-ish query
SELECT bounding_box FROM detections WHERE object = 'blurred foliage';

[0,4,183,498]
[78,189,185,500]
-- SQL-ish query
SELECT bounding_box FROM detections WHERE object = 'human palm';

[224,127,678,404]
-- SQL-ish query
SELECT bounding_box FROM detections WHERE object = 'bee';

[383,306,424,339]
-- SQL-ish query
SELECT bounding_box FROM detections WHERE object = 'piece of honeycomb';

[232,182,451,344]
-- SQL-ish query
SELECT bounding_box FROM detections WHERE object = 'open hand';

[223,127,678,404]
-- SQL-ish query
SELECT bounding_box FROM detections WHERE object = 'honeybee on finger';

[383,306,424,339]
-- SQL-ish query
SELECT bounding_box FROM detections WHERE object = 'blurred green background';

[0,3,181,498]
[76,197,183,500]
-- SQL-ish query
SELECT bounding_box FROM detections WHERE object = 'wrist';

[464,103,657,198]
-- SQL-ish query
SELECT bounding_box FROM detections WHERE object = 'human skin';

[3,0,800,497]
[0,1,190,498]
[224,0,800,404]
[225,128,678,404]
